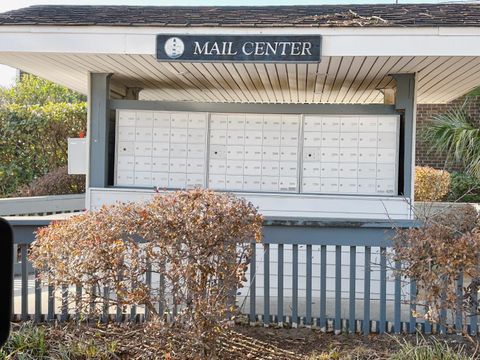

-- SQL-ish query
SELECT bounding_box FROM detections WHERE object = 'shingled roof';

[1,4,480,27]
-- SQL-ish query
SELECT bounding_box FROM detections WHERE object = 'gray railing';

[0,194,85,216]
[8,216,477,335]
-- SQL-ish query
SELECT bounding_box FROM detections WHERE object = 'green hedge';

[446,171,480,203]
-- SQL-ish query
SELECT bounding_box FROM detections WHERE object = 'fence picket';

[363,246,371,335]
[349,246,356,333]
[306,244,312,326]
[47,285,55,322]
[263,243,270,326]
[34,270,42,323]
[320,245,327,330]
[277,244,284,325]
[394,260,401,334]
[379,247,387,334]
[61,284,68,322]
[409,280,417,333]
[21,244,28,321]
[249,242,256,324]
[335,245,342,334]
[292,244,299,327]
[456,272,463,333]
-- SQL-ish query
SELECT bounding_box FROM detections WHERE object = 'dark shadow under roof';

[1,4,480,27]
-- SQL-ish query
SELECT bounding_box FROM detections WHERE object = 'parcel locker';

[261,176,280,191]
[116,170,134,185]
[209,159,227,174]
[187,143,205,159]
[170,112,189,128]
[225,175,244,190]
[135,127,153,142]
[118,127,136,141]
[118,110,136,127]
[208,174,226,190]
[169,173,187,188]
[357,178,376,194]
[243,176,262,191]
[210,129,228,145]
[210,114,228,129]
[263,114,282,130]
[187,158,205,173]
[134,172,152,186]
[244,146,262,160]
[169,158,187,173]
[321,117,341,132]
[244,131,263,145]
[303,132,322,147]
[135,142,153,157]
[151,172,169,187]
[188,113,207,129]
[358,117,377,132]
[187,129,206,144]
[117,156,135,171]
[358,133,378,148]
[279,177,297,192]
[303,162,321,177]
[226,160,244,175]
[135,157,152,172]
[153,112,171,128]
[279,162,298,177]
[302,178,321,193]
[244,160,262,176]
[118,141,135,156]
[151,157,170,171]
[136,111,154,128]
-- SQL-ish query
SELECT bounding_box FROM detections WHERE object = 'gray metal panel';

[277,244,284,325]
[109,100,397,115]
[456,273,463,332]
[334,246,342,333]
[88,73,112,188]
[263,244,270,326]
[394,260,401,334]
[320,245,326,330]
[47,285,55,321]
[21,245,28,321]
[249,242,256,324]
[34,270,41,323]
[409,280,417,333]
[363,246,371,335]
[306,244,312,326]
[292,244,299,327]
[61,284,68,322]
[379,247,387,334]
[349,246,356,334]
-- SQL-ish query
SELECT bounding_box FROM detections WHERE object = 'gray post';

[87,73,112,189]
[392,73,417,201]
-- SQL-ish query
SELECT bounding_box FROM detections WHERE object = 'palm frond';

[422,99,480,178]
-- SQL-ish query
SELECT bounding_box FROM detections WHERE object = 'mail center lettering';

[156,35,321,63]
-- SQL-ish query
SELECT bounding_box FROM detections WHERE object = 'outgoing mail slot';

[226,160,244,175]
[320,148,339,161]
[227,130,245,145]
[210,114,228,129]
[263,147,280,161]
[322,133,340,147]
[135,142,153,156]
[244,131,263,145]
[244,146,262,160]
[357,164,377,178]
[280,147,298,161]
[376,179,396,195]
[303,147,320,162]
[169,158,187,173]
[134,171,152,186]
[152,129,170,143]
[118,111,136,127]
[228,115,245,130]
[261,176,279,191]
[136,128,153,142]
[263,114,281,130]
[226,175,244,190]
[243,176,262,191]
[377,132,397,149]
[118,141,135,155]
[358,148,377,163]
[226,146,245,160]
[187,143,205,159]
[321,163,339,178]
[321,179,339,193]
[377,149,396,164]
[170,143,188,158]
[339,179,358,193]
[151,172,169,187]
[341,117,358,132]
[358,178,376,194]
[209,159,227,174]
[169,173,187,188]
[187,129,205,144]
[170,128,188,143]
[244,160,262,176]
[339,148,358,163]
[210,129,227,145]
[303,162,321,177]
[118,127,136,141]
[152,157,170,171]
[339,163,358,177]
[117,156,135,171]
[340,133,358,147]
[281,132,299,146]
[358,117,377,132]
[187,158,205,173]
[303,116,323,131]
[281,115,300,131]
[263,132,281,147]
[358,133,378,148]
[170,113,189,128]
[279,162,297,177]
[134,157,152,172]
[209,174,226,190]
[210,145,226,159]
[245,114,263,128]
[116,170,134,185]
[152,144,170,158]
[153,112,171,128]
[378,117,398,132]
[186,174,205,188]
[303,132,322,147]
[262,161,280,176]
[279,177,297,192]
[188,113,207,129]
[322,117,341,132]
[302,178,321,193]
[136,111,154,128]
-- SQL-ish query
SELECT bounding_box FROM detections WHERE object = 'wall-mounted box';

[67,138,87,175]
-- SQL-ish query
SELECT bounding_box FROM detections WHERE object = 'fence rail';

[7,215,477,335]
[0,194,85,216]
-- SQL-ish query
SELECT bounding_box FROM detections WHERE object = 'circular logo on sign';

[164,37,185,59]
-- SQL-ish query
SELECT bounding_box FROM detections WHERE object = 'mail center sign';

[156,35,322,63]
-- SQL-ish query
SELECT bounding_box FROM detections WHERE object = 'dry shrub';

[393,204,480,331]
[415,166,451,202]
[16,166,85,196]
[30,189,263,358]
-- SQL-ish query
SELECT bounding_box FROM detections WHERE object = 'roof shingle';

[1,4,480,27]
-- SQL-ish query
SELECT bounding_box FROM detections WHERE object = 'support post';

[87,73,112,189]
[392,73,417,202]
